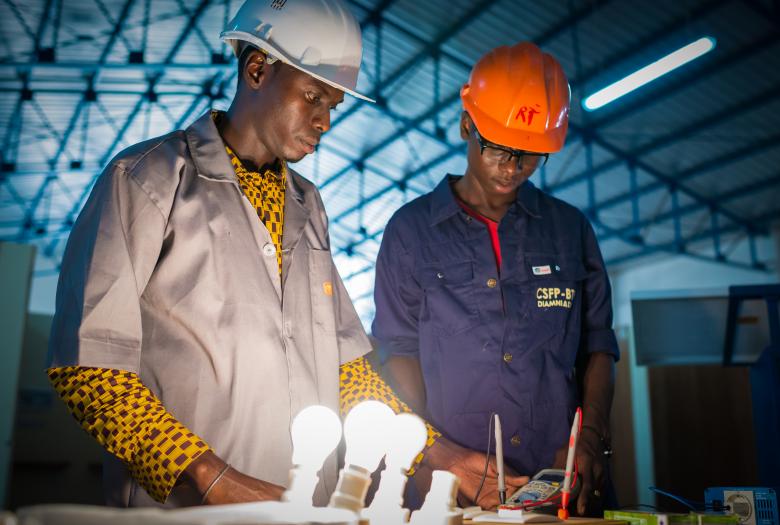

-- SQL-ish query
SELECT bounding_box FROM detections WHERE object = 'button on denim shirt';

[372,175,619,475]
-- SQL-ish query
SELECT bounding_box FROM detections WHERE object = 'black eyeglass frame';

[471,126,550,169]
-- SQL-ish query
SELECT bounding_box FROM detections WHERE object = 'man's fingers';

[576,458,594,516]
[592,459,605,489]
[577,487,590,516]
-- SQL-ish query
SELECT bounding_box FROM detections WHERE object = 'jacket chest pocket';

[417,260,481,337]
[502,253,586,353]
[523,254,586,331]
[308,248,337,334]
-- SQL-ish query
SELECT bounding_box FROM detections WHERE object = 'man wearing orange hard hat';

[373,42,619,515]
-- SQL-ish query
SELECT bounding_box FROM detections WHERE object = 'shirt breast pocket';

[525,254,587,333]
[417,260,481,337]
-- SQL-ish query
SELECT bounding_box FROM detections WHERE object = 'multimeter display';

[506,469,578,507]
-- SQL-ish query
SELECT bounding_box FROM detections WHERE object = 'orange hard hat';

[460,42,571,153]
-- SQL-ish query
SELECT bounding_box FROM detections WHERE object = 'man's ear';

[459,111,471,140]
[243,50,271,89]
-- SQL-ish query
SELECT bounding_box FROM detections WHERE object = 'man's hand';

[201,466,285,504]
[552,428,606,516]
[424,436,528,510]
[182,450,285,505]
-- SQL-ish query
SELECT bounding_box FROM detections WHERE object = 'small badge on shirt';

[323,281,333,296]
[532,265,552,276]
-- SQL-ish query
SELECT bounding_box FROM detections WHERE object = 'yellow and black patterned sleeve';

[47,367,211,503]
[339,356,441,474]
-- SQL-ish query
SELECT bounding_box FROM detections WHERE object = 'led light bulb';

[386,413,427,470]
[342,400,394,471]
[290,405,342,468]
[364,413,427,525]
[284,405,342,507]
[329,401,395,513]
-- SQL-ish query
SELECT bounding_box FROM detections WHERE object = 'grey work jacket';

[49,111,369,507]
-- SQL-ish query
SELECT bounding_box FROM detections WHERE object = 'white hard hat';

[221,0,374,102]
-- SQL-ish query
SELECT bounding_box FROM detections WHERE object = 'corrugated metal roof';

[1,0,778,310]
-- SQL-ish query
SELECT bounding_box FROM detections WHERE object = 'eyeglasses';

[471,126,549,170]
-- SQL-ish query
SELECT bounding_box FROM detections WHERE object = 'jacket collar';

[184,110,305,204]
[429,174,541,226]
[185,111,236,183]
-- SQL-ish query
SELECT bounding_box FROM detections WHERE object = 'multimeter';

[504,469,580,509]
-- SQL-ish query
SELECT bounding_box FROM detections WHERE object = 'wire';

[649,487,699,511]
[472,412,496,505]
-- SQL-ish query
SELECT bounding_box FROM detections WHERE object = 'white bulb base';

[409,470,463,525]
[282,466,320,507]
[328,464,373,514]
[363,466,410,525]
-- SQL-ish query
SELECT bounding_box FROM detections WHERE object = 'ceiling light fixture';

[582,36,716,111]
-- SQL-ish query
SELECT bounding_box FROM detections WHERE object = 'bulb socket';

[328,464,371,513]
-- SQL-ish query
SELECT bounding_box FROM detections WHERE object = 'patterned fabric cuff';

[47,366,210,503]
[131,415,209,503]
[338,357,441,475]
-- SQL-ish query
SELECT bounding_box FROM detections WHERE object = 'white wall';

[606,229,779,506]
[611,256,776,328]
[28,272,58,315]
[0,242,36,509]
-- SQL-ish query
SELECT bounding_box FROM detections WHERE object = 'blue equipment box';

[704,487,778,525]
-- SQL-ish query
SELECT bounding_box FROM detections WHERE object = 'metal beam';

[97,0,138,64]
[551,83,780,197]
[163,0,212,63]
[328,0,502,133]
[54,0,216,236]
[13,100,85,235]
[606,208,779,269]
[571,122,763,234]
[9,0,137,238]
[0,60,231,72]
[584,130,780,218]
[603,172,780,243]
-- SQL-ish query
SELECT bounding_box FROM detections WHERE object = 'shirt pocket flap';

[418,260,474,288]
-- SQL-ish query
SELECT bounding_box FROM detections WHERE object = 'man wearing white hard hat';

[45,0,432,508]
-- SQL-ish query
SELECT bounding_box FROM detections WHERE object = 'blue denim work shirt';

[372,175,619,476]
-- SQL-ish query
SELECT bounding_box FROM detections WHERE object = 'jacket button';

[487,278,497,288]
[437,272,444,279]
[503,352,513,364]
[262,243,276,257]
[510,435,522,447]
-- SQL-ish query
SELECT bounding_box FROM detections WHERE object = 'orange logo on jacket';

[323,281,333,296]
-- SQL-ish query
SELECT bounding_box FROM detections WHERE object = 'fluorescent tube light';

[582,36,716,111]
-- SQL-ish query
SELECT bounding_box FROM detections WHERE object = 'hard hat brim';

[221,31,375,103]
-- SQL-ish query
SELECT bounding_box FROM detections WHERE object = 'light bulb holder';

[282,465,320,507]
[363,467,410,525]
[409,470,463,525]
[328,464,372,514]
